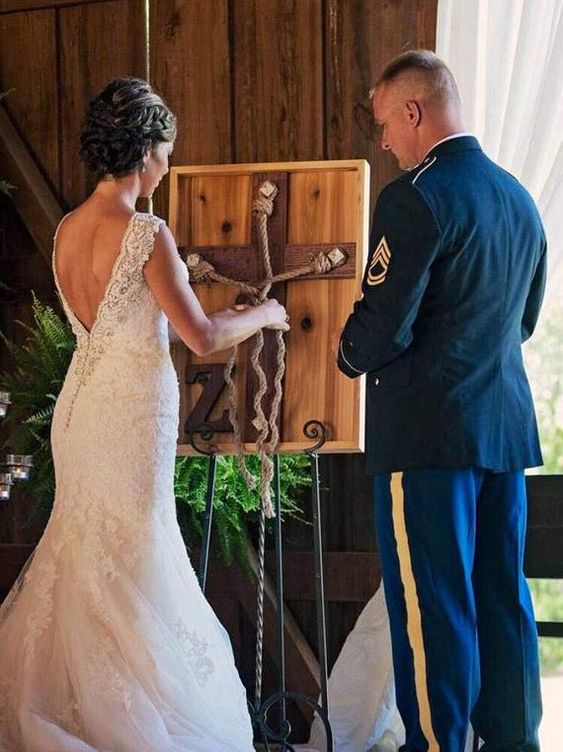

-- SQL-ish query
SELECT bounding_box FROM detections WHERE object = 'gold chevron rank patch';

[367,235,391,286]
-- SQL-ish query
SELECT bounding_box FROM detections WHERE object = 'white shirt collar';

[422,132,473,161]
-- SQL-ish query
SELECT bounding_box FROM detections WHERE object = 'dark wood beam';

[525,475,563,579]
[0,103,64,265]
[266,550,380,602]
[0,0,125,14]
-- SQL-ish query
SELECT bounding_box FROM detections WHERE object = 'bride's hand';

[260,299,290,331]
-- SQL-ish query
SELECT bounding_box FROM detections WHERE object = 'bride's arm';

[144,224,289,356]
[167,322,181,343]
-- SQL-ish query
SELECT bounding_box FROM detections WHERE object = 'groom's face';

[372,84,419,171]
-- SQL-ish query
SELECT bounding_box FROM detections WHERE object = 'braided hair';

[79,77,177,179]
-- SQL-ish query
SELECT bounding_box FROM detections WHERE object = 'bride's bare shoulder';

[58,204,133,238]
[54,204,138,284]
[55,205,135,257]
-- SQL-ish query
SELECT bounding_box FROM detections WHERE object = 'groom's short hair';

[373,49,460,107]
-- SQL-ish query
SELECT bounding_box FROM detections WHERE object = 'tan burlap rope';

[188,181,346,708]
[187,249,341,298]
[249,182,282,707]
[186,181,347,517]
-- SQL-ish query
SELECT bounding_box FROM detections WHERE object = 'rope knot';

[252,180,279,217]
[186,253,215,283]
[309,247,348,275]
[310,252,333,275]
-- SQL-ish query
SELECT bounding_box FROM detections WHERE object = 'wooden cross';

[176,170,358,447]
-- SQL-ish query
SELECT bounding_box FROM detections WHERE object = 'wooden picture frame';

[168,159,369,455]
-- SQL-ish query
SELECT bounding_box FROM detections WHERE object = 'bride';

[0,77,289,752]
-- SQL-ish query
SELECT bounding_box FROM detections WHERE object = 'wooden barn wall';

[0,0,438,713]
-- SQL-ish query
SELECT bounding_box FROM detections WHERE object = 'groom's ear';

[405,100,422,128]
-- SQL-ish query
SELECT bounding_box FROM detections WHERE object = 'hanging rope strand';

[186,181,347,517]
[250,182,279,517]
[224,345,257,490]
[254,507,267,709]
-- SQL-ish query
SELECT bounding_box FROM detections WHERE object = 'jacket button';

[374,377,380,386]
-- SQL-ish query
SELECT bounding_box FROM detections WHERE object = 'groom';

[337,50,546,751]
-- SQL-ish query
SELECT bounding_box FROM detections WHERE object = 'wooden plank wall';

[0,0,438,728]
[0,0,147,540]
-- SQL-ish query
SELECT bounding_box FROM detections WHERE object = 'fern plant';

[0,294,310,564]
[175,453,310,567]
[0,295,75,522]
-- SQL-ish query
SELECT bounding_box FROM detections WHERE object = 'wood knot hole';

[301,317,313,331]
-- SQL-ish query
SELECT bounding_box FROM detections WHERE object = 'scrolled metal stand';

[190,424,218,592]
[191,420,333,751]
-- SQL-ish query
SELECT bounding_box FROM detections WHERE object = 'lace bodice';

[52,212,168,429]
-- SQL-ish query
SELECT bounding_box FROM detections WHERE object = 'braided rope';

[186,248,345,293]
[188,181,346,713]
[254,506,267,708]
[224,345,257,490]
[250,184,279,517]
[186,183,347,517]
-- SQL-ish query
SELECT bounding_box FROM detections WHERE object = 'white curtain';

[437,0,563,302]
[437,12,562,752]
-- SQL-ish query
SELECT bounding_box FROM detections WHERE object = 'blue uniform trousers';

[373,468,542,752]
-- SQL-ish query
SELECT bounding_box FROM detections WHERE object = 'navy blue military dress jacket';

[338,136,546,474]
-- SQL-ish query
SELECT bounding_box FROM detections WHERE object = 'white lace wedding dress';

[0,212,254,752]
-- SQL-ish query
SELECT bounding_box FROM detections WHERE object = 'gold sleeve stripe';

[391,472,440,751]
[367,236,391,286]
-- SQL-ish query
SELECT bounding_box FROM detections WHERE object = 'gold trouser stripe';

[391,472,440,751]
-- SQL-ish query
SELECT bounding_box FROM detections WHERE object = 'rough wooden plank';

[204,559,242,663]
[265,551,380,602]
[284,243,356,280]
[524,475,563,579]
[0,8,60,197]
[0,105,64,263]
[283,168,362,446]
[325,0,438,209]
[535,621,563,638]
[151,0,232,219]
[526,475,563,525]
[233,0,323,163]
[171,160,370,176]
[59,0,146,207]
[190,174,251,246]
[416,0,439,50]
[0,0,124,13]
[178,245,260,283]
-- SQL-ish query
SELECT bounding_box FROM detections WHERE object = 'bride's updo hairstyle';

[79,77,177,179]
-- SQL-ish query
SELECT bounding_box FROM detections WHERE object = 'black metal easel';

[191,420,333,751]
